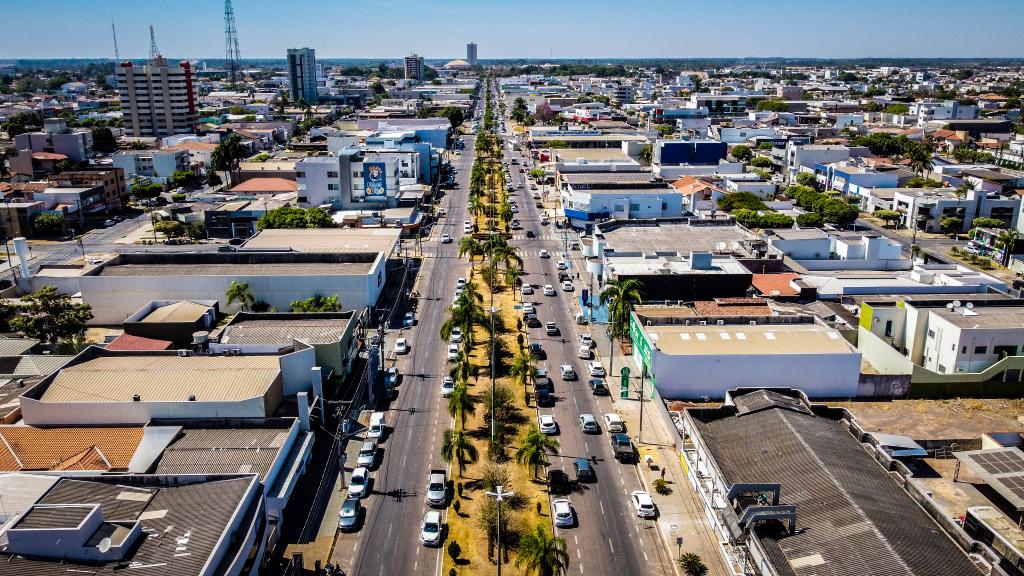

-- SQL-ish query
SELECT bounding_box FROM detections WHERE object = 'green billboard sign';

[619,366,630,399]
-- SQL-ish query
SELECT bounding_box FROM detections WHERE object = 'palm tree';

[468,195,486,219]
[440,428,478,476]
[447,383,475,429]
[678,553,709,576]
[458,236,482,262]
[503,263,522,292]
[225,280,254,312]
[638,144,653,166]
[599,278,645,341]
[515,424,559,478]
[908,145,933,178]
[509,350,536,394]
[515,524,570,576]
[995,229,1019,267]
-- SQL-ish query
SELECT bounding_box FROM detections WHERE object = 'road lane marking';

[607,538,615,554]
[599,501,605,516]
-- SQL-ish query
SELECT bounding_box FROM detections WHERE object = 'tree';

[749,156,773,168]
[730,145,752,162]
[882,103,910,115]
[995,229,1019,267]
[225,280,255,312]
[257,206,333,229]
[535,103,556,123]
[154,220,186,238]
[515,424,560,478]
[939,215,963,236]
[206,170,223,187]
[210,134,247,186]
[482,383,517,424]
[447,383,475,430]
[458,236,483,262]
[599,278,644,342]
[718,192,767,213]
[904,176,943,188]
[908,145,934,178]
[796,212,824,228]
[678,553,709,576]
[440,428,479,475]
[820,198,860,226]
[91,127,118,153]
[638,144,653,166]
[756,99,788,112]
[31,212,64,236]
[8,287,93,344]
[874,209,902,228]
[439,106,465,129]
[972,217,1006,229]
[290,294,341,312]
[515,524,570,576]
[304,207,334,228]
[546,139,569,149]
[509,350,537,394]
[656,124,676,137]
[795,172,817,188]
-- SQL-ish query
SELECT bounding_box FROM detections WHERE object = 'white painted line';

[607,537,615,554]
[643,550,650,562]
[599,501,606,516]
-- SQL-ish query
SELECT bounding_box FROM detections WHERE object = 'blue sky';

[2,0,1022,60]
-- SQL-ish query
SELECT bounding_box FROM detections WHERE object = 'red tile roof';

[751,273,801,297]
[0,426,145,471]
[105,333,174,351]
[32,151,68,161]
[692,298,771,316]
[229,177,299,194]
[166,141,218,152]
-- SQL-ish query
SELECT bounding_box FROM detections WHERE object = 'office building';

[404,53,425,81]
[287,47,318,104]
[466,42,478,66]
[116,56,198,137]
[13,119,93,164]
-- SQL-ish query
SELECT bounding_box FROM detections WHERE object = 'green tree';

[995,229,1019,267]
[638,144,653,166]
[210,134,247,186]
[509,350,536,394]
[599,278,644,342]
[515,524,570,576]
[439,106,465,129]
[546,139,569,149]
[678,553,709,576]
[749,156,773,168]
[756,99,789,112]
[972,217,1006,229]
[31,212,64,236]
[874,209,902,228]
[154,220,186,238]
[458,236,483,262]
[9,286,93,344]
[440,428,479,475]
[939,215,963,236]
[718,192,767,212]
[795,172,817,188]
[515,424,560,478]
[908,145,934,178]
[206,170,223,187]
[796,212,824,228]
[91,127,118,153]
[447,383,475,430]
[225,280,255,312]
[290,294,341,312]
[882,103,910,115]
[304,207,334,228]
[820,198,860,226]
[730,145,752,162]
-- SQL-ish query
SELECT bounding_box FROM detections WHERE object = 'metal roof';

[141,301,212,324]
[154,427,290,481]
[220,317,351,345]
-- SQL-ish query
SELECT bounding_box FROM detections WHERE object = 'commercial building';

[112,149,189,181]
[466,42,478,66]
[203,194,296,239]
[653,139,727,166]
[48,168,129,210]
[116,55,198,137]
[891,187,1020,234]
[557,172,682,230]
[404,53,425,81]
[0,474,267,576]
[13,119,93,164]
[295,151,404,209]
[287,48,318,104]
[764,228,911,271]
[678,388,984,575]
[630,312,862,399]
[798,264,1007,299]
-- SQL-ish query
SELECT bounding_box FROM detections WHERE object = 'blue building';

[653,139,727,166]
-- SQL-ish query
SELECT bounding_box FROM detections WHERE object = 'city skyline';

[2,0,1023,60]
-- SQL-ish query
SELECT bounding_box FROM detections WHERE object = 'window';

[994,345,1018,359]
[661,202,669,211]
[327,171,338,178]
[974,346,988,354]
[884,320,893,337]
[962,346,967,353]
[629,203,640,212]
[938,364,947,373]
[354,171,361,178]
[328,184,339,190]
[296,171,305,178]
[298,196,308,203]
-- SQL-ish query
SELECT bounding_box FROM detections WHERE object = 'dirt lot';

[834,398,1024,440]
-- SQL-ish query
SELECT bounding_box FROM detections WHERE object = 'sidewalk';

[595,329,732,576]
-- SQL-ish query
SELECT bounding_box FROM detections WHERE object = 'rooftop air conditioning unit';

[717,319,725,325]
[750,321,757,326]
[700,321,707,326]
[132,394,141,402]
[232,349,242,355]
[187,395,196,401]
[178,350,190,357]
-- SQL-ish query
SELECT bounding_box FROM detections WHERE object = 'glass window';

[974,346,988,354]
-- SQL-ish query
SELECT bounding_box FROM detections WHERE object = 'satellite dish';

[953,300,962,308]
[946,303,955,310]
[97,537,112,554]
[966,302,974,309]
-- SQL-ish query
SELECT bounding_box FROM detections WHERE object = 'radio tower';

[148,25,160,61]
[111,17,120,61]
[224,0,242,83]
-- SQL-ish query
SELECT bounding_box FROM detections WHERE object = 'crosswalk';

[510,233,563,241]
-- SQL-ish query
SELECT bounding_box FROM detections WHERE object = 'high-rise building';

[287,48,318,104]
[116,55,197,138]
[466,42,478,66]
[404,54,424,81]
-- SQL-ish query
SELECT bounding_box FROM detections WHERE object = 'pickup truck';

[426,469,447,507]
[610,433,635,463]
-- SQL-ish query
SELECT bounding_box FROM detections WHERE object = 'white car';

[420,511,443,546]
[348,467,369,498]
[441,376,456,397]
[579,334,594,348]
[440,233,452,243]
[447,343,460,361]
[539,414,558,435]
[463,225,473,234]
[552,498,574,527]
[356,440,377,467]
[579,413,599,434]
[556,260,567,270]
[521,284,534,295]
[603,413,624,433]
[394,338,409,355]
[588,361,605,378]
[631,490,657,518]
[522,302,535,314]
[560,364,577,380]
[561,281,574,292]
[577,345,591,360]
[456,277,467,289]
[539,249,550,258]
[543,285,556,296]
[449,327,463,343]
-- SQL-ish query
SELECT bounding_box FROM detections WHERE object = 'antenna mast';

[148,25,160,61]
[224,0,242,83]
[111,17,120,61]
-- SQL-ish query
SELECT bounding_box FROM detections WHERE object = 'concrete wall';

[20,394,274,426]
[279,344,317,396]
[856,327,916,375]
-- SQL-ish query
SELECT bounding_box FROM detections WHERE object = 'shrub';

[796,213,823,228]
[730,144,752,162]
[652,478,672,495]
[170,193,186,202]
[447,540,461,561]
[795,172,817,188]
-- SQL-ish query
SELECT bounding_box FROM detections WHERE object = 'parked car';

[521,284,534,295]
[547,469,571,495]
[589,379,608,395]
[579,334,594,348]
[525,313,541,328]
[529,342,546,360]
[403,312,415,327]
[420,511,443,546]
[579,413,600,434]
[539,414,558,434]
[348,467,369,498]
[447,343,460,361]
[356,440,378,468]
[552,498,575,527]
[631,491,657,518]
[394,338,409,355]
[577,345,591,360]
[611,433,635,463]
[522,302,535,314]
[426,469,447,507]
[338,497,362,531]
[561,281,574,292]
[441,376,456,397]
[603,413,624,432]
[449,327,463,343]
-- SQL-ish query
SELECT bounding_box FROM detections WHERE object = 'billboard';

[364,162,387,197]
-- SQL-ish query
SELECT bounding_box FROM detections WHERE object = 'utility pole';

[638,366,647,444]
[486,485,514,575]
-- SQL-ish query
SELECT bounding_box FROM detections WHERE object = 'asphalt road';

[331,134,477,573]
[502,140,674,575]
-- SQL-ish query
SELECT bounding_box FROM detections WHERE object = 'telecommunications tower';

[224,0,242,83]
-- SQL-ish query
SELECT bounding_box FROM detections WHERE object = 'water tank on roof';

[192,331,210,346]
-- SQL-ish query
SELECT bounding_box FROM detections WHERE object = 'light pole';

[486,485,514,574]
[638,366,647,445]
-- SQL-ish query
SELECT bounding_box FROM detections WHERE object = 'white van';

[368,412,387,439]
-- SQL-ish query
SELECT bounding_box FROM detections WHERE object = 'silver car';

[356,440,377,468]
[338,497,361,531]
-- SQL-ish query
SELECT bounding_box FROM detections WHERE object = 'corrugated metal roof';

[141,301,212,323]
[220,318,349,345]
[41,355,280,403]
[0,338,39,357]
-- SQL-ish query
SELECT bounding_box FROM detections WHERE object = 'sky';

[2,0,1022,60]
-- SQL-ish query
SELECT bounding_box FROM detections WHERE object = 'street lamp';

[485,485,514,575]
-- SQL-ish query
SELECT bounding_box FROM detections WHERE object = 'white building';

[785,143,853,182]
[765,229,909,271]
[112,149,189,181]
[910,99,977,128]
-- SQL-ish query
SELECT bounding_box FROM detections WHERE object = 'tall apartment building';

[404,54,424,81]
[116,56,198,138]
[287,47,318,104]
[466,42,478,66]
